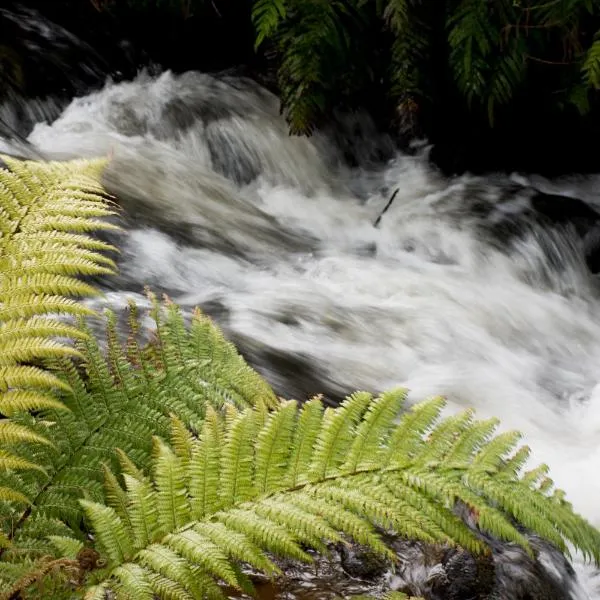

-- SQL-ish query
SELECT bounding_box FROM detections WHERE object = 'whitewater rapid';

[6,69,600,597]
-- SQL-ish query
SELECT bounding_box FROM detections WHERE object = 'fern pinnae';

[112,562,155,600]
[0,390,66,417]
[310,391,372,480]
[382,474,485,554]
[308,482,407,547]
[347,477,451,545]
[169,415,195,468]
[2,272,101,299]
[136,544,198,599]
[187,308,278,411]
[115,448,145,482]
[414,409,475,466]
[252,496,341,553]
[252,0,287,49]
[215,507,312,563]
[443,417,500,467]
[344,388,407,473]
[286,491,391,557]
[123,473,161,549]
[466,471,569,553]
[382,395,445,467]
[192,521,278,576]
[0,451,46,473]
[399,468,534,554]
[255,399,297,493]
[220,408,258,506]
[143,572,196,600]
[582,32,600,87]
[84,582,110,600]
[105,309,141,400]
[0,421,52,447]
[47,534,84,559]
[153,438,191,532]
[286,396,324,486]
[471,429,523,473]
[81,500,133,566]
[102,466,133,531]
[0,486,31,504]
[189,408,222,520]
[163,528,240,588]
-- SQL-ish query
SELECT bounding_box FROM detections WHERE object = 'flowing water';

[3,67,600,598]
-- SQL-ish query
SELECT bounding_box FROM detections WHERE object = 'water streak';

[10,69,600,598]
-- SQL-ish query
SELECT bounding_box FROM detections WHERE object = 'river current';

[2,68,600,598]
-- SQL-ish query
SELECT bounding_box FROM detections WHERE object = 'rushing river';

[3,67,600,598]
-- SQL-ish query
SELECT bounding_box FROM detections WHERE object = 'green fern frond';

[385,0,430,116]
[582,31,600,87]
[0,156,118,487]
[0,296,278,580]
[274,0,355,134]
[252,0,287,49]
[447,0,497,105]
[80,392,600,599]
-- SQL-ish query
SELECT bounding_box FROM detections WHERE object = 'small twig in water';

[374,188,399,228]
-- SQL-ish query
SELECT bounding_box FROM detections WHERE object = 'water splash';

[11,69,600,598]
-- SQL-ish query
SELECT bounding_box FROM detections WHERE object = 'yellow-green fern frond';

[0,156,118,473]
[79,391,600,599]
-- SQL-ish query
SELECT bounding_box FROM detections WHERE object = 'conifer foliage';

[0,156,600,599]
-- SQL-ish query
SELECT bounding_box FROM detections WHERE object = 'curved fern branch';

[78,390,600,599]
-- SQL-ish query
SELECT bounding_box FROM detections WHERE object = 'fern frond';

[81,393,600,599]
[252,0,287,49]
[274,0,354,134]
[0,156,118,496]
[0,297,278,581]
[446,0,528,123]
[582,31,600,88]
[385,0,430,122]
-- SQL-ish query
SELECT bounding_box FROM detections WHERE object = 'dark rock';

[339,544,390,581]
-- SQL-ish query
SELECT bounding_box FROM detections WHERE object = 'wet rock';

[384,536,579,600]
[339,544,390,581]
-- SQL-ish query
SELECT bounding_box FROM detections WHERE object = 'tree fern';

[71,390,600,599]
